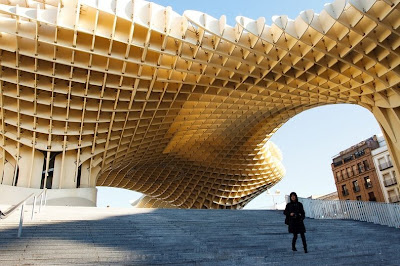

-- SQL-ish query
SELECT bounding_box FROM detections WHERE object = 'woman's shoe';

[292,247,297,251]
[304,247,308,253]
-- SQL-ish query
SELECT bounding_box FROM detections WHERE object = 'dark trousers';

[292,232,307,249]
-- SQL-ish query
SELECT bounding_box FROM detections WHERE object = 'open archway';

[244,104,382,209]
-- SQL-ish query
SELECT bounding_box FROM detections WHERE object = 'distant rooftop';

[332,135,379,161]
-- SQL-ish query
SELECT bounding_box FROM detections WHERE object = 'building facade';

[331,136,385,202]
[371,136,400,204]
[308,192,339,201]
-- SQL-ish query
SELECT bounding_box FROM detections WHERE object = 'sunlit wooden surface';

[0,0,399,208]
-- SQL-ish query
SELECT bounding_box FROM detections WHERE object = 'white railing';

[1,189,47,237]
[298,197,400,228]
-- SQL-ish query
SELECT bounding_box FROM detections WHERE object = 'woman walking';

[284,192,308,253]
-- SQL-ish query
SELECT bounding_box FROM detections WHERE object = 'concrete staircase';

[0,206,399,265]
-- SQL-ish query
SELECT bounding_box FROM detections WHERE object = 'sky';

[97,0,383,209]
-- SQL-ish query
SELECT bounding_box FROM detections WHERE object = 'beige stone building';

[0,0,400,208]
[309,192,339,201]
[371,135,400,203]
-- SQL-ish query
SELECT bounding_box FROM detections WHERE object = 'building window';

[383,173,396,187]
[378,157,393,171]
[352,180,360,192]
[364,176,372,188]
[368,192,376,201]
[383,173,390,180]
[352,165,357,176]
[342,184,349,196]
[357,162,364,174]
[388,190,400,203]
[377,157,385,166]
[346,167,352,177]
[363,160,370,171]
[356,195,362,201]
[336,172,341,182]
[341,169,346,179]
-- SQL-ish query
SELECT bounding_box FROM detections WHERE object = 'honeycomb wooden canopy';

[0,0,399,209]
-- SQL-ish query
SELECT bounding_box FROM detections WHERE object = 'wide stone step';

[0,207,399,265]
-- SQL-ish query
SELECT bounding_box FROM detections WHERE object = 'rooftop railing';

[299,197,400,228]
[0,189,47,237]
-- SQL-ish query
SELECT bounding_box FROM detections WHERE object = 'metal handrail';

[0,189,47,237]
[31,189,47,220]
[0,193,34,219]
[299,197,400,229]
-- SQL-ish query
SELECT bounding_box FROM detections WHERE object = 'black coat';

[284,201,306,234]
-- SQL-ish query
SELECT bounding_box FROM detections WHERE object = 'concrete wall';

[0,184,97,207]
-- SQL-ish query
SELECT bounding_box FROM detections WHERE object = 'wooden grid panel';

[0,0,399,208]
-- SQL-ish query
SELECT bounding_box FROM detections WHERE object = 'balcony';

[383,178,398,187]
[364,182,373,189]
[388,195,400,203]
[343,156,353,163]
[354,150,365,158]
[333,161,343,167]
[353,186,360,193]
[342,189,349,196]
[379,161,393,171]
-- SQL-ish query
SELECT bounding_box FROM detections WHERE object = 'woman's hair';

[289,192,298,202]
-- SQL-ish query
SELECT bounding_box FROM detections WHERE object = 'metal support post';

[31,196,37,220]
[39,192,44,213]
[18,202,25,238]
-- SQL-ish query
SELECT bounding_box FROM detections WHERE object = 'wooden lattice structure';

[0,0,399,208]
